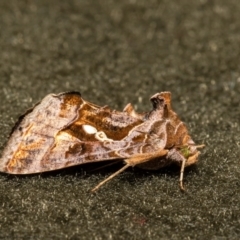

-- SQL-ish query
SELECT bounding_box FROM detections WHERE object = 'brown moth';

[0,91,204,191]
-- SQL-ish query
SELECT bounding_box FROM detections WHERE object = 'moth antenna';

[91,164,130,192]
[179,157,187,191]
[196,144,205,149]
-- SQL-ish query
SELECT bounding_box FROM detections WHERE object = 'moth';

[0,91,204,191]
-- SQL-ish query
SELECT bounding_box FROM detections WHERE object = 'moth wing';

[0,92,151,174]
[1,129,150,174]
[0,92,84,174]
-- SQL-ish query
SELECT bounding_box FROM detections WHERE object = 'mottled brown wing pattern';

[0,91,204,191]
[0,92,154,174]
[0,92,84,173]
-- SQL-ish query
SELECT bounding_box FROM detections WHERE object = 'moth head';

[179,137,204,166]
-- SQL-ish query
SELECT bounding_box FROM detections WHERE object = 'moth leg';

[125,149,169,166]
[91,149,168,192]
[91,164,130,192]
[179,157,187,191]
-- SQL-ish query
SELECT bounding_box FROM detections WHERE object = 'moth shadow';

[130,164,198,181]
[2,160,199,184]
[0,160,125,180]
[60,161,199,185]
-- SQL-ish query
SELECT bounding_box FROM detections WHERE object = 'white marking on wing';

[95,131,113,142]
[82,124,97,134]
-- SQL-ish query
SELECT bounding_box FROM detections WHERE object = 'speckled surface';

[0,0,240,239]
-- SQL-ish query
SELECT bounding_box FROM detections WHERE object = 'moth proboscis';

[0,91,204,192]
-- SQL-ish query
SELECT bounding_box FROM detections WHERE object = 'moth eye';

[82,124,97,134]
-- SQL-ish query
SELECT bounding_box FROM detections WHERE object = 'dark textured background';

[0,0,239,239]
